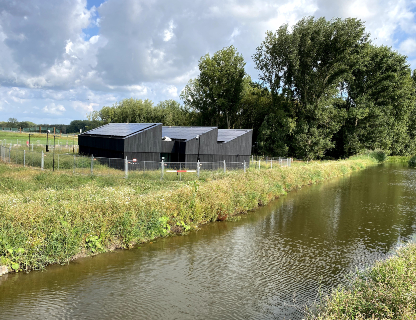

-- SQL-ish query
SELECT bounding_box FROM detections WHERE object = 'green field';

[0,131,78,147]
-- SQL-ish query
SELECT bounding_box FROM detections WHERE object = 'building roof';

[82,123,161,138]
[217,129,252,143]
[162,126,216,141]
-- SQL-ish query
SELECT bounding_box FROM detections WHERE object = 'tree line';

[79,17,416,159]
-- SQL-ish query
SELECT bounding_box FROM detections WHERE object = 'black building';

[78,123,162,161]
[79,123,252,163]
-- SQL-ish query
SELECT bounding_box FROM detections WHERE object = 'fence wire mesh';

[0,145,292,180]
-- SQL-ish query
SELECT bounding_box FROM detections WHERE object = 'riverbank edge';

[309,240,416,319]
[0,158,377,275]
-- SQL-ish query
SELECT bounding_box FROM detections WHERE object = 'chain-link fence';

[1,139,78,153]
[0,145,292,180]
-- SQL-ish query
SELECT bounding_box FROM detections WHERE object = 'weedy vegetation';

[309,242,416,319]
[0,157,377,273]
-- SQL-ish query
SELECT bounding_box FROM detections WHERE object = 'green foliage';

[253,16,416,160]
[253,17,367,160]
[408,155,416,168]
[181,45,246,129]
[338,45,416,157]
[310,243,416,319]
[370,150,388,163]
[86,235,104,253]
[87,98,192,127]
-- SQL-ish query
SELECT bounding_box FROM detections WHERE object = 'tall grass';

[309,242,416,319]
[0,157,377,272]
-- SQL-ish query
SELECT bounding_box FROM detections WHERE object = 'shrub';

[408,155,416,168]
[370,150,388,163]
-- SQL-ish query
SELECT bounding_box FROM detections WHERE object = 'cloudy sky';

[0,0,415,124]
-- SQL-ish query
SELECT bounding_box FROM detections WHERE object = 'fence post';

[223,160,226,173]
[91,154,94,175]
[244,160,246,173]
[41,150,44,170]
[197,160,200,179]
[24,150,25,167]
[125,156,128,178]
[161,159,164,180]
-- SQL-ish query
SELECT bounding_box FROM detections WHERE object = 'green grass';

[309,241,416,319]
[0,131,78,146]
[0,157,377,273]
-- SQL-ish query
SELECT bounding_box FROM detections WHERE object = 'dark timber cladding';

[78,123,162,161]
[79,123,253,163]
[161,126,252,163]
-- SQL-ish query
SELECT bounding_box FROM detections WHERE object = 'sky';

[0,0,415,124]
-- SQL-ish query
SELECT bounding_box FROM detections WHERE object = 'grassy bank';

[310,241,416,319]
[0,157,376,273]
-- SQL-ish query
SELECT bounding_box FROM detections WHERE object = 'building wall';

[124,124,162,153]
[217,130,253,156]
[78,135,124,153]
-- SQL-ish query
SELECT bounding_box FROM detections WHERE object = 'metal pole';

[244,160,246,173]
[223,160,226,174]
[197,160,200,179]
[125,156,128,178]
[41,150,44,170]
[53,135,55,171]
[91,154,94,175]
[161,159,164,180]
[24,150,25,167]
[180,163,182,181]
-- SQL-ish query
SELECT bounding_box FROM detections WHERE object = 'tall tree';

[181,45,246,129]
[253,17,370,160]
[338,45,416,156]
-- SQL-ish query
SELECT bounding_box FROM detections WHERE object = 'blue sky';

[0,0,415,124]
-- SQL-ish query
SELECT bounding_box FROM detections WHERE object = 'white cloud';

[72,101,97,114]
[164,85,178,98]
[43,103,66,115]
[0,0,415,124]
[163,20,176,42]
[399,38,416,56]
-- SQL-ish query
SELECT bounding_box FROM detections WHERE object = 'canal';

[1,164,416,319]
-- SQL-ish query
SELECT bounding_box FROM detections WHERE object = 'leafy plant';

[409,155,416,168]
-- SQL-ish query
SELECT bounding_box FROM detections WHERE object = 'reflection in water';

[1,164,416,319]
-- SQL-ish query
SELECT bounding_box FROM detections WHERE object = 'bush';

[408,155,416,168]
[370,150,388,163]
